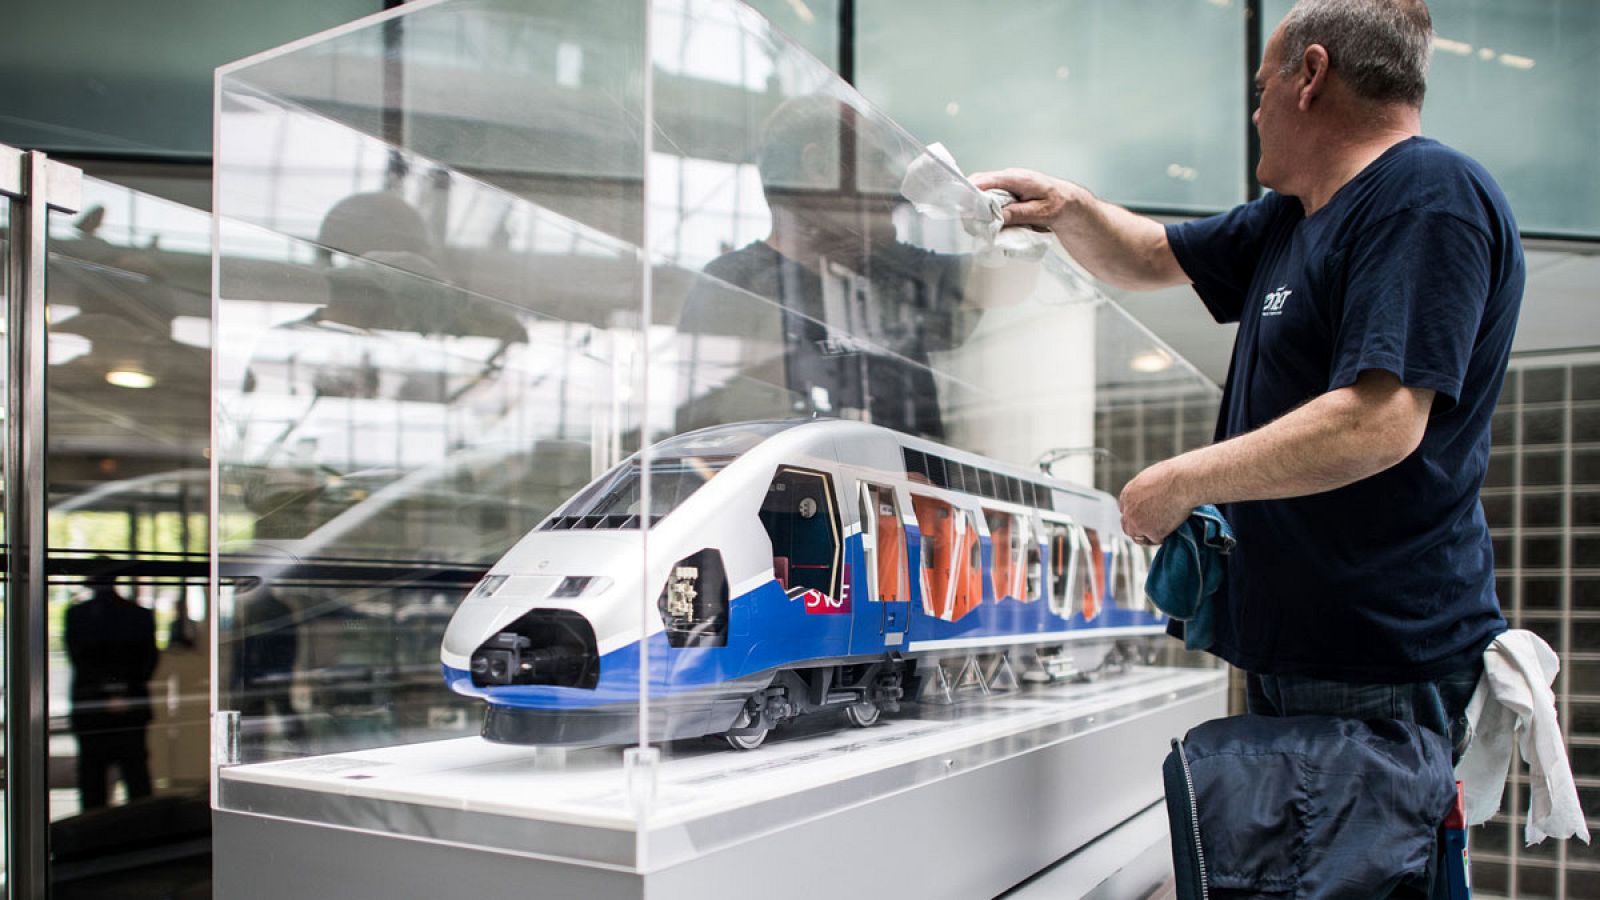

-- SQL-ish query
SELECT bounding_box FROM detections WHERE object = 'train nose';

[466,609,600,689]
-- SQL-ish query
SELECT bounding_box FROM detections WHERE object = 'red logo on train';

[802,564,852,614]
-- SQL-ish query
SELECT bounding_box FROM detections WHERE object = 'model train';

[441,419,1163,748]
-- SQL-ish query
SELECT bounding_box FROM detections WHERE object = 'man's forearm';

[1170,376,1432,507]
[1053,186,1186,291]
[1121,372,1435,543]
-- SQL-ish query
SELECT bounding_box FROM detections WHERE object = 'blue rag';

[1144,504,1235,652]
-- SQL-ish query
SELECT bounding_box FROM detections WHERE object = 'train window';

[1081,527,1106,620]
[979,469,996,499]
[928,455,948,489]
[913,496,982,620]
[547,454,733,528]
[1024,523,1042,603]
[903,448,928,481]
[760,468,840,599]
[1046,521,1079,619]
[1109,538,1145,611]
[985,509,1031,602]
[859,483,908,604]
[952,509,984,620]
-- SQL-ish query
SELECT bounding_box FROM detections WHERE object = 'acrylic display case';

[211,1,1226,896]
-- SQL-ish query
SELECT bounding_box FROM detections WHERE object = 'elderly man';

[977,0,1521,754]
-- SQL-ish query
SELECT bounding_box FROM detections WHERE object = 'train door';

[1081,527,1106,621]
[1044,518,1081,621]
[851,482,910,653]
[761,467,842,605]
[912,493,983,622]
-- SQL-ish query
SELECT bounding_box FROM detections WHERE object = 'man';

[676,95,978,440]
[66,568,160,809]
[976,0,1520,751]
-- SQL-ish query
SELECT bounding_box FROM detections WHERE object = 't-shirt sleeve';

[1165,193,1287,324]
[1327,208,1492,409]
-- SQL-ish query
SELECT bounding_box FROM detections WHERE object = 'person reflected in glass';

[230,175,533,747]
[678,95,1005,441]
[65,566,159,810]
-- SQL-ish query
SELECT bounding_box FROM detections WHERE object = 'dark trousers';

[1246,666,1482,900]
[75,727,153,810]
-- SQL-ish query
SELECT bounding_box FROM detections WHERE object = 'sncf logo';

[802,564,852,615]
[1262,285,1292,317]
[802,590,850,614]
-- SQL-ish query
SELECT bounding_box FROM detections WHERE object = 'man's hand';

[970,168,1186,290]
[1119,458,1197,546]
[970,168,1084,231]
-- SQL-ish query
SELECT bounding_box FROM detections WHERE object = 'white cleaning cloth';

[1455,629,1590,845]
[899,143,1054,266]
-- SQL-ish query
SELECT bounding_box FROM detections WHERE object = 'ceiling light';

[106,368,156,389]
[784,0,816,25]
[1131,350,1173,374]
[945,101,960,117]
[1432,36,1473,56]
[1477,47,1496,61]
[1498,53,1535,70]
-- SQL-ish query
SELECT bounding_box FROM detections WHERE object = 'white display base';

[215,666,1226,899]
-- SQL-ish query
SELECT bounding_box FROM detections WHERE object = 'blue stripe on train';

[448,532,1164,711]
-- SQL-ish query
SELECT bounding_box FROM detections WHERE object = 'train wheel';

[723,708,769,751]
[844,697,881,728]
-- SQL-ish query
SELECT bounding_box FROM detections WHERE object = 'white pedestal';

[215,667,1226,899]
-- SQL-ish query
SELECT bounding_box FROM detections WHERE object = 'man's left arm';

[1119,369,1433,543]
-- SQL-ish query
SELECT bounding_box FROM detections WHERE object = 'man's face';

[1253,27,1296,192]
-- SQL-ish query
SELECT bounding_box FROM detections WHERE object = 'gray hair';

[1278,0,1433,107]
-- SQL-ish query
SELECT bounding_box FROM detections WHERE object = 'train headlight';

[467,575,508,601]
[550,575,611,599]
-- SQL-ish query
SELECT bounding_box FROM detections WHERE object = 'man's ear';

[1298,43,1330,111]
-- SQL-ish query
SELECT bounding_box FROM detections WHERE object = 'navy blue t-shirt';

[1165,137,1522,683]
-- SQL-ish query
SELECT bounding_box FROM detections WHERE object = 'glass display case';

[212,0,1225,894]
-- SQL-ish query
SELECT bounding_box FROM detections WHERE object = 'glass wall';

[856,0,1250,214]
[744,0,839,70]
[1261,0,1600,237]
[44,179,212,894]
[212,1,1218,888]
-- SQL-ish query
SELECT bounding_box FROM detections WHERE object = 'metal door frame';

[1,143,82,900]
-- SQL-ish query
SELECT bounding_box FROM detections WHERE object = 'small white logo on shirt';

[1262,285,1292,317]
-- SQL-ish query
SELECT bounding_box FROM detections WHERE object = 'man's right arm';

[971,169,1187,291]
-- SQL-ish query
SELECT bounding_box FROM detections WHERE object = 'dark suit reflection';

[65,578,159,810]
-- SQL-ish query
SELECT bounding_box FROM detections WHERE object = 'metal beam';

[4,146,80,900]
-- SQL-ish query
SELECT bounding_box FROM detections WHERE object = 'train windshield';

[540,421,799,530]
[541,455,735,529]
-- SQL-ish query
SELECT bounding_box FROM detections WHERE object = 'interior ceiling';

[1111,242,1600,387]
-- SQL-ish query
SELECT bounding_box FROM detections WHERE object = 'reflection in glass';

[216,0,654,766]
[44,180,213,893]
[210,0,1222,881]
